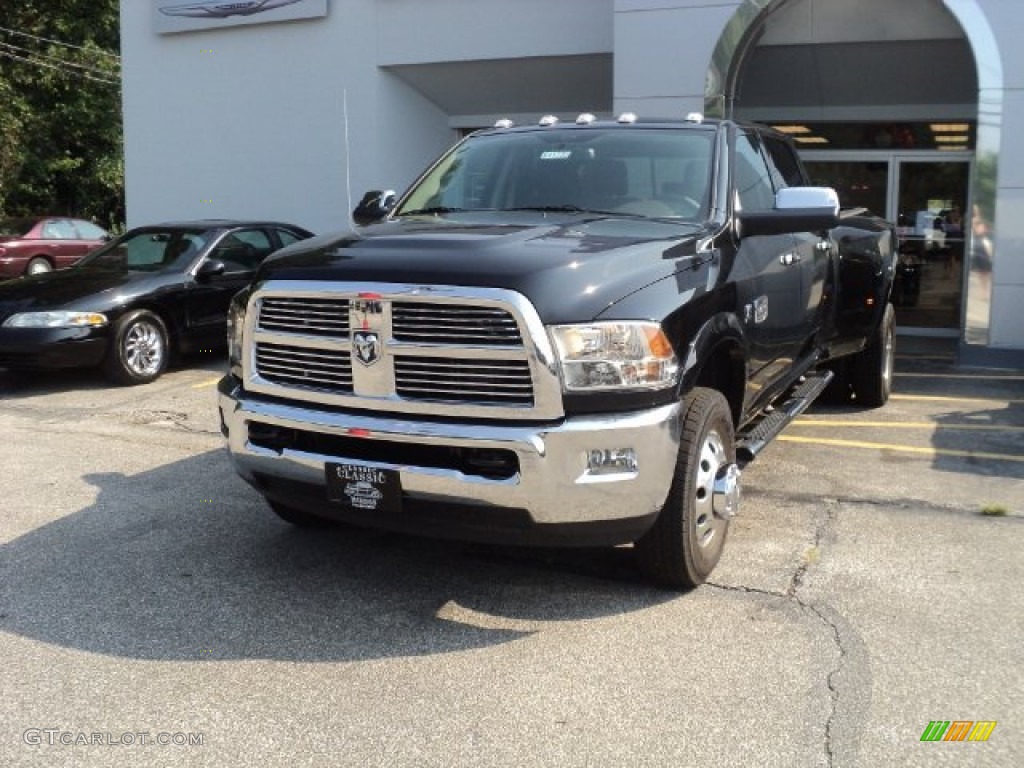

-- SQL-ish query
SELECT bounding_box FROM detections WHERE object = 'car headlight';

[226,294,247,375]
[549,321,679,392]
[2,311,108,328]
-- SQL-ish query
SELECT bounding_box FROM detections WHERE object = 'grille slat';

[259,297,350,337]
[392,302,521,345]
[394,356,532,405]
[256,341,352,393]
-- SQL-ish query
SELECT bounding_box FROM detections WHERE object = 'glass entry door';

[803,154,971,332]
[892,159,971,330]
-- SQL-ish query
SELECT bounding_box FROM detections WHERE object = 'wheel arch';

[678,312,747,428]
[116,302,183,353]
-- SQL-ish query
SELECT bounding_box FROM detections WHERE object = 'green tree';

[0,1,123,229]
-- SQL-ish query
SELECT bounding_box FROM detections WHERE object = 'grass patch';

[980,503,1009,517]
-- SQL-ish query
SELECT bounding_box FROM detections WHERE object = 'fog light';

[585,448,638,477]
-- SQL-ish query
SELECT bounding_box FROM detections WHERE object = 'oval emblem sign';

[353,331,381,366]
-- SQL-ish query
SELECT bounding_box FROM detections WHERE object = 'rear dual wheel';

[820,302,895,407]
[635,388,740,589]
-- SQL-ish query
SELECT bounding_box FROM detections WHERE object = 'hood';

[0,266,177,323]
[257,213,710,323]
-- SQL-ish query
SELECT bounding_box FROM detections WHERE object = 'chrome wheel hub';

[693,430,737,548]
[713,463,742,520]
[124,321,163,376]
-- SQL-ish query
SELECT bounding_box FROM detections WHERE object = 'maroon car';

[0,217,110,278]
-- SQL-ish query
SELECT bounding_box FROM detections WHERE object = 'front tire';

[635,388,739,589]
[103,310,169,385]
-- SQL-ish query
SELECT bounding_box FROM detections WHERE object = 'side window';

[73,220,109,240]
[211,229,272,272]
[275,228,304,249]
[734,131,776,213]
[42,219,75,239]
[762,136,806,189]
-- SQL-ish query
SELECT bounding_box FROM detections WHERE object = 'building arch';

[705,0,1002,342]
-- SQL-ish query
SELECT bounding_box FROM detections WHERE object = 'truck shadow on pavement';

[0,450,673,662]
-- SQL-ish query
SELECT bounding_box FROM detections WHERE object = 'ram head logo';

[352,332,381,367]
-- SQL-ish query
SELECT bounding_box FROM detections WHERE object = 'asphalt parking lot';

[1,340,1022,768]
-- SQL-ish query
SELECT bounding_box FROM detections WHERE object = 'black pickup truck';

[218,114,896,588]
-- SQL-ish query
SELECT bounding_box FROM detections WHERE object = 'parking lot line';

[191,377,222,389]
[895,372,1024,381]
[793,419,1023,432]
[777,434,1024,462]
[890,393,1024,405]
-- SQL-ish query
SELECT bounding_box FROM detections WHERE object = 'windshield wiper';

[503,205,586,213]
[396,206,486,216]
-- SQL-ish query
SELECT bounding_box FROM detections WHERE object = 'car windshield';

[75,229,211,272]
[0,217,36,237]
[395,127,714,222]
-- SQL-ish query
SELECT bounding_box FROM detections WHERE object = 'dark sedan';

[0,219,313,384]
[0,216,110,278]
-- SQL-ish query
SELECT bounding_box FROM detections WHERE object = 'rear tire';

[635,388,739,589]
[26,257,52,275]
[851,303,895,407]
[268,499,338,528]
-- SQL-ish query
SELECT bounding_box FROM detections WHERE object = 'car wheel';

[852,302,895,407]
[268,499,338,528]
[635,387,740,589]
[26,257,52,275]
[103,310,169,385]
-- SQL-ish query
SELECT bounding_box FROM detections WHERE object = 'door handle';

[780,252,802,266]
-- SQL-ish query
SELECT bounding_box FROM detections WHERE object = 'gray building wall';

[120,0,1023,354]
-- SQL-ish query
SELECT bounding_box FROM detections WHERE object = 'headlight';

[549,321,678,392]
[2,311,108,328]
[226,294,247,374]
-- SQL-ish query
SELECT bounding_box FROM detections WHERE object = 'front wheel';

[103,310,169,385]
[635,388,740,589]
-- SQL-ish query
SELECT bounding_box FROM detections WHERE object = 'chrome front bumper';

[219,377,681,533]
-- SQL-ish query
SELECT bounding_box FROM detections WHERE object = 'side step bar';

[736,369,833,467]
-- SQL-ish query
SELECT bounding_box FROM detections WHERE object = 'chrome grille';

[392,302,521,345]
[245,283,562,420]
[394,356,533,405]
[255,342,352,393]
[258,297,349,337]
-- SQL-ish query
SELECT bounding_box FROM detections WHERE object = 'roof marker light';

[539,115,560,127]
[576,113,596,125]
[494,118,514,129]
[686,112,704,123]
[617,112,638,124]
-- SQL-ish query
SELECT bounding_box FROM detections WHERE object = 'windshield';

[396,127,714,221]
[75,229,212,272]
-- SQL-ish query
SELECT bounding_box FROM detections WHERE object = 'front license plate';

[325,462,401,514]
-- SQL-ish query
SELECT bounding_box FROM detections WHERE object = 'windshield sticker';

[540,151,573,160]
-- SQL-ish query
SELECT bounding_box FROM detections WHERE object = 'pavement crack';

[711,500,844,768]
